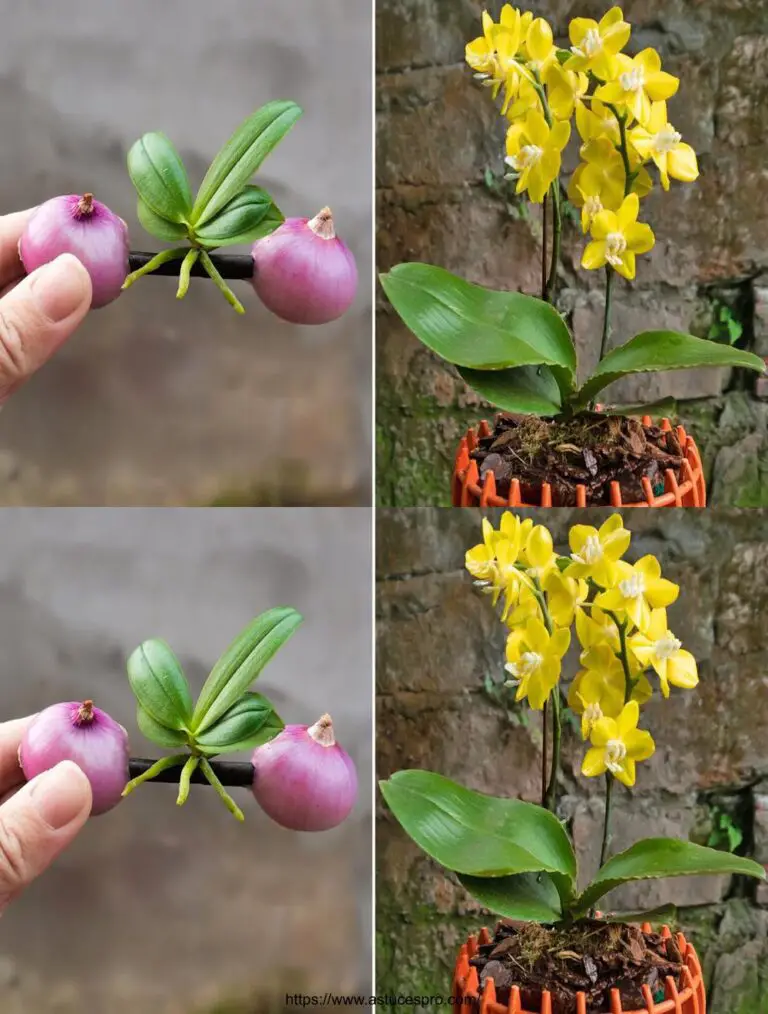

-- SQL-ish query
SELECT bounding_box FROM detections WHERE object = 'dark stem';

[591,265,615,408]
[544,689,562,813]
[128,251,253,280]
[541,699,549,807]
[599,773,613,868]
[541,195,549,301]
[128,757,252,786]
[544,183,562,305]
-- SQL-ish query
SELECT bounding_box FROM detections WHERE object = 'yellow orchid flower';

[575,605,621,655]
[628,608,699,698]
[595,49,679,129]
[504,616,571,710]
[565,7,631,80]
[543,570,588,628]
[503,581,541,628]
[568,642,651,739]
[545,63,589,121]
[523,16,557,75]
[582,700,655,787]
[629,101,699,191]
[521,523,558,582]
[465,517,501,582]
[505,108,570,203]
[575,97,621,146]
[595,555,679,634]
[564,514,631,588]
[466,7,524,97]
[581,192,655,280]
[567,138,626,232]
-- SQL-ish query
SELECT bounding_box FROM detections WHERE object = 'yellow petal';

[614,250,636,280]
[635,48,662,74]
[668,652,699,689]
[646,70,680,101]
[668,144,699,183]
[526,108,550,147]
[617,700,640,736]
[625,221,655,254]
[625,729,655,762]
[615,759,636,787]
[590,716,618,748]
[527,17,553,62]
[582,239,608,271]
[617,192,640,229]
[591,209,619,240]
[549,120,571,152]
[569,16,598,47]
[582,747,608,778]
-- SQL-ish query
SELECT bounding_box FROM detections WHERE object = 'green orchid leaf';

[127,132,193,223]
[136,198,189,242]
[136,705,189,749]
[604,904,677,926]
[458,364,562,415]
[126,639,194,731]
[379,771,577,893]
[379,264,576,396]
[458,872,562,922]
[194,692,284,756]
[194,186,283,249]
[192,607,302,733]
[574,838,766,917]
[574,330,766,411]
[192,100,302,227]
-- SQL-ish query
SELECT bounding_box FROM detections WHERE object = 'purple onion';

[19,194,129,308]
[251,713,357,831]
[251,207,358,325]
[19,700,129,815]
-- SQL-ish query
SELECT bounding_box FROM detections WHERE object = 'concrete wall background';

[0,508,372,1014]
[376,0,768,507]
[377,508,768,1013]
[0,0,371,505]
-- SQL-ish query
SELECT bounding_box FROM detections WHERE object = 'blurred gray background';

[0,508,372,1014]
[0,0,371,505]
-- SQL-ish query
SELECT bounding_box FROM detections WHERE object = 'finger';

[0,717,35,793]
[0,760,92,912]
[0,209,36,289]
[0,253,92,404]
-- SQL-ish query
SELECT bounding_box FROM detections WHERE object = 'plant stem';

[545,182,562,305]
[200,757,245,821]
[128,757,253,785]
[592,265,614,406]
[616,621,634,703]
[541,699,549,807]
[541,194,549,301]
[600,773,614,868]
[122,753,187,796]
[200,250,245,314]
[128,251,254,279]
[545,688,562,813]
[176,249,200,300]
[122,247,187,290]
[176,756,200,806]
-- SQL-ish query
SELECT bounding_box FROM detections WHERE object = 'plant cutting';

[19,606,357,828]
[380,513,766,1012]
[19,101,357,321]
[379,5,765,506]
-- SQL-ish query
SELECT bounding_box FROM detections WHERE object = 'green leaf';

[127,132,193,223]
[604,904,677,926]
[192,100,302,227]
[136,705,189,749]
[191,607,302,733]
[574,838,766,916]
[574,330,766,410]
[194,692,283,756]
[137,198,189,242]
[193,186,283,249]
[126,639,194,731]
[458,872,562,922]
[379,771,577,888]
[458,365,562,415]
[379,264,576,394]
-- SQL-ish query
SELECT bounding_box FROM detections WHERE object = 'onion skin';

[251,714,357,831]
[19,194,129,308]
[19,701,129,815]
[251,207,357,325]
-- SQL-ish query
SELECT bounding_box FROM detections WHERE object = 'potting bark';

[468,920,683,1014]
[470,413,684,506]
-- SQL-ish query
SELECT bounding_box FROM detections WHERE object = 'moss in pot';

[379,512,765,1013]
[379,5,765,506]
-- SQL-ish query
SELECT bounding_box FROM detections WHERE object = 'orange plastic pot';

[452,417,706,508]
[453,923,706,1014]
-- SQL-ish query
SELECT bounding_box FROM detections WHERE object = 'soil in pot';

[470,413,684,506]
[469,919,684,1014]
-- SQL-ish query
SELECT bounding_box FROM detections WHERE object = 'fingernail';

[29,761,90,829]
[30,254,90,322]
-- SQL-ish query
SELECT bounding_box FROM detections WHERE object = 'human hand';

[0,716,92,913]
[0,210,92,405]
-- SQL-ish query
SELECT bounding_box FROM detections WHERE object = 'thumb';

[0,253,92,404]
[0,760,92,912]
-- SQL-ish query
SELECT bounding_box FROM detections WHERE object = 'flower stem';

[200,250,245,314]
[122,753,186,796]
[541,194,549,301]
[122,247,187,290]
[541,698,549,808]
[599,773,614,868]
[200,757,245,821]
[176,249,200,300]
[607,611,635,703]
[545,688,562,813]
[545,183,562,305]
[606,104,635,198]
[176,755,200,806]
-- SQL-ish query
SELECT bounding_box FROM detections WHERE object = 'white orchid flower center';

[605,232,628,267]
[584,195,603,220]
[653,127,682,153]
[620,67,645,93]
[511,144,543,171]
[604,739,628,773]
[507,651,543,680]
[575,27,602,58]
[654,635,682,660]
[584,702,603,727]
[619,572,645,599]
[576,533,603,564]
